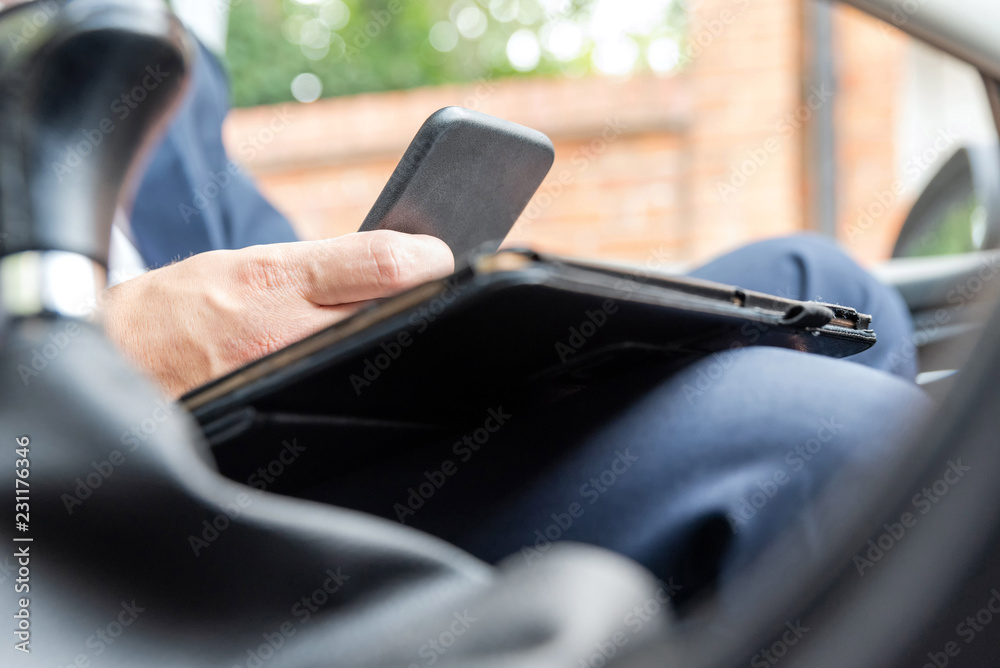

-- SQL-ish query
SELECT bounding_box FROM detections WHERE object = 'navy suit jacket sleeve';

[128,41,298,268]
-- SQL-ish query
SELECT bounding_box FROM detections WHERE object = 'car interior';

[2,0,1000,666]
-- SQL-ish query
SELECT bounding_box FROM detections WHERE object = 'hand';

[103,231,454,398]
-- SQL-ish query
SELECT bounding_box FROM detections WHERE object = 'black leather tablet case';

[182,249,876,492]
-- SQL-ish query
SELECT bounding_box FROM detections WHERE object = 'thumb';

[290,230,455,306]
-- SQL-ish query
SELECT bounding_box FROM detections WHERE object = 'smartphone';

[357,107,555,261]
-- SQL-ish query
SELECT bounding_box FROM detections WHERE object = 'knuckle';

[365,232,411,291]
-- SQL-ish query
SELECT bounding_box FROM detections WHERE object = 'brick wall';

[223,0,911,268]
[224,73,697,263]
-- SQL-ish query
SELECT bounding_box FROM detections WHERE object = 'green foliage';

[902,193,986,258]
[225,0,685,108]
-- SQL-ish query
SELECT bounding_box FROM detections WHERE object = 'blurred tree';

[226,0,686,108]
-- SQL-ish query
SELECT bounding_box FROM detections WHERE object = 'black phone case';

[357,107,555,260]
[184,250,877,494]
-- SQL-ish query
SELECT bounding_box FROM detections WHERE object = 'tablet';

[183,250,876,489]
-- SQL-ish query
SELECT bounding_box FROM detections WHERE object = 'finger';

[288,231,455,306]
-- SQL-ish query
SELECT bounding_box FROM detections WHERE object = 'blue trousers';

[303,236,929,603]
